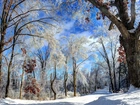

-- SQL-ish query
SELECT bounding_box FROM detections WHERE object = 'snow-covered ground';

[1,86,140,105]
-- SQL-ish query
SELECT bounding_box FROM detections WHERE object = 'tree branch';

[16,17,56,33]
[9,9,50,22]
[8,15,29,28]
[130,0,136,27]
[2,42,21,53]
[18,34,44,38]
[8,0,26,20]
[76,55,91,68]
[88,0,130,39]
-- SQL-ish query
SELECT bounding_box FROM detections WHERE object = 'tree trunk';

[88,82,91,93]
[113,61,117,92]
[118,63,121,90]
[94,69,98,92]
[64,78,67,97]
[19,69,24,99]
[64,70,68,97]
[0,0,8,83]
[50,74,56,100]
[120,33,140,87]
[33,70,36,78]
[100,39,114,92]
[84,87,87,94]
[73,70,77,96]
[5,37,16,97]
[72,57,77,96]
[0,34,5,84]
[50,63,57,100]
[40,67,45,99]
[64,58,68,97]
[41,67,45,87]
[125,65,130,89]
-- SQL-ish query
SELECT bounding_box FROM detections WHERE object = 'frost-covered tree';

[0,0,59,97]
[61,42,71,97]
[92,66,99,91]
[48,48,65,100]
[35,46,50,98]
[61,35,89,96]
[76,69,89,94]
[87,64,107,93]
[63,56,69,97]
[91,28,119,92]
[55,0,140,88]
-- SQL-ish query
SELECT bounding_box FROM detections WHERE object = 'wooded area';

[0,0,139,100]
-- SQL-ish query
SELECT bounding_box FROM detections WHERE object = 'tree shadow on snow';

[85,95,129,105]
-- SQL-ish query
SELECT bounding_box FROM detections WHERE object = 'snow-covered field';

[1,86,140,105]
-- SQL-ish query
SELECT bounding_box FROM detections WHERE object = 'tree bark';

[120,34,140,87]
[113,60,117,92]
[72,57,77,96]
[0,0,9,83]
[64,73,68,97]
[64,57,68,97]
[50,62,57,100]
[94,69,98,91]
[118,63,121,90]
[19,69,24,99]
[64,64,68,97]
[0,36,4,84]
[5,37,16,97]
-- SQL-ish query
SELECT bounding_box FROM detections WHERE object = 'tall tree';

[48,49,65,100]
[91,30,119,92]
[117,44,130,91]
[98,37,115,92]
[87,0,140,87]
[61,35,89,96]
[64,56,68,97]
[35,46,50,96]
[5,36,16,97]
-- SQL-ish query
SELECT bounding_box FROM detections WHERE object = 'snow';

[128,28,136,33]
[1,86,140,105]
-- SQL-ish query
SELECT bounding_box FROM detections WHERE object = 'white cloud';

[63,21,75,30]
[55,20,75,40]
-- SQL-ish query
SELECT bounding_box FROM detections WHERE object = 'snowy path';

[0,94,105,105]
[1,87,140,105]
